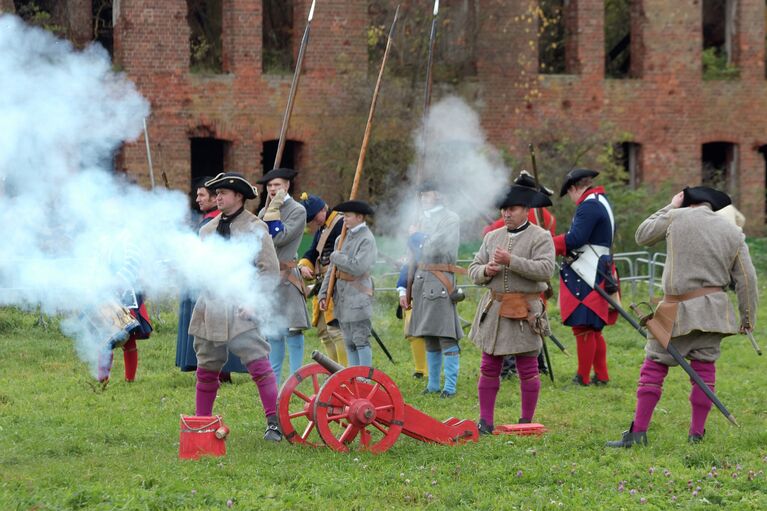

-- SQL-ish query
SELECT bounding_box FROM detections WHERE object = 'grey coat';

[189,211,280,355]
[319,224,377,323]
[259,197,311,330]
[468,224,555,356]
[407,206,463,340]
[635,204,758,343]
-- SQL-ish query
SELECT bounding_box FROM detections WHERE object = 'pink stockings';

[195,357,278,417]
[477,352,540,426]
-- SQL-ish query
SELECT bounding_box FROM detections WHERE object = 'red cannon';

[277,351,479,453]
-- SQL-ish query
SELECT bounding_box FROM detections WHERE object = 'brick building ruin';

[4,0,767,233]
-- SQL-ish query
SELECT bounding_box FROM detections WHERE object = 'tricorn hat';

[497,185,553,209]
[205,172,258,200]
[515,170,554,196]
[299,192,327,222]
[681,186,731,212]
[334,200,374,216]
[193,175,215,191]
[559,168,599,197]
[256,167,298,184]
[417,179,439,193]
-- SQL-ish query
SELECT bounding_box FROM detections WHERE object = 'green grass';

[1,282,767,510]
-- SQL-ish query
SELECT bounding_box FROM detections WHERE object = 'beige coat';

[189,211,280,347]
[468,224,555,356]
[635,204,758,341]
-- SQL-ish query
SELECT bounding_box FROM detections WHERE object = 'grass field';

[1,279,766,510]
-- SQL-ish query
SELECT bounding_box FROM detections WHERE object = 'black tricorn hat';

[334,200,374,216]
[256,167,298,184]
[417,179,439,193]
[205,172,258,200]
[681,186,731,212]
[193,175,215,191]
[515,170,554,196]
[497,185,553,209]
[559,168,599,197]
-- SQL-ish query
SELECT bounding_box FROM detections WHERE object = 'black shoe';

[412,371,424,379]
[264,415,283,442]
[439,390,455,399]
[518,418,532,424]
[422,388,440,396]
[572,374,590,386]
[688,430,706,444]
[606,422,648,448]
[591,374,608,386]
[477,418,494,435]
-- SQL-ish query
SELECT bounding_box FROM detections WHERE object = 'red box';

[179,415,227,460]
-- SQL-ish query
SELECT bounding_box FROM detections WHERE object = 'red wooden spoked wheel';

[277,363,332,446]
[313,366,405,453]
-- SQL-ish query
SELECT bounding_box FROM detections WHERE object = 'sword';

[541,337,554,382]
[547,332,570,356]
[746,330,762,356]
[370,327,395,365]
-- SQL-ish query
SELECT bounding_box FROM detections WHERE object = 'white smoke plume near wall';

[379,95,511,239]
[0,15,282,375]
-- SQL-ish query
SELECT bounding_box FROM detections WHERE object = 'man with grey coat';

[608,186,758,448]
[189,172,283,441]
[401,181,464,397]
[257,168,311,384]
[319,200,377,367]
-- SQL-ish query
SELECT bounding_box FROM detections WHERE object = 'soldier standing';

[298,193,348,366]
[401,181,464,397]
[553,169,616,386]
[257,168,311,384]
[468,184,555,433]
[189,172,283,441]
[318,201,377,367]
[607,187,757,447]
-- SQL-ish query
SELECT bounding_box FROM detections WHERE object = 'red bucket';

[179,415,228,460]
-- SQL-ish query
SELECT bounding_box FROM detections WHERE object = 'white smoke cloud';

[378,95,511,241]
[0,15,283,376]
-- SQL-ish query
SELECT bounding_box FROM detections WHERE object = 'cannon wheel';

[277,363,333,446]
[313,366,405,453]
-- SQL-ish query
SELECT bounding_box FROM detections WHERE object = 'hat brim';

[559,169,599,197]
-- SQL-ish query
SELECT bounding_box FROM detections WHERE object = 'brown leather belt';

[663,287,723,303]
[418,263,467,275]
[646,287,723,348]
[337,270,373,297]
[279,260,308,297]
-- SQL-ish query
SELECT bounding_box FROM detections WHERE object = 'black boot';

[263,415,283,442]
[572,374,590,386]
[477,418,494,435]
[591,373,608,386]
[518,418,532,424]
[606,422,648,448]
[688,430,705,444]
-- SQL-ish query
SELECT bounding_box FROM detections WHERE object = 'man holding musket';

[401,181,464,398]
[553,169,617,386]
[468,184,555,433]
[318,200,377,367]
[257,168,311,384]
[189,172,283,441]
[298,192,348,366]
[607,186,757,447]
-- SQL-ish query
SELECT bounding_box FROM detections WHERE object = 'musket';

[406,1,440,307]
[142,118,156,189]
[566,256,737,426]
[273,0,316,171]
[541,337,554,382]
[547,331,570,356]
[324,6,399,302]
[370,327,395,364]
[528,144,545,227]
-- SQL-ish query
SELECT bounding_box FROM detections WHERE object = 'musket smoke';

[0,15,283,375]
[380,96,510,239]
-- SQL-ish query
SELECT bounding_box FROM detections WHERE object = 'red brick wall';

[50,0,767,232]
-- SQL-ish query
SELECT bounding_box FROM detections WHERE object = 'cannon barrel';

[311,350,344,374]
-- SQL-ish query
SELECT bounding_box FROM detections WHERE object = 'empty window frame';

[538,0,579,74]
[702,0,739,79]
[263,0,294,74]
[187,0,224,74]
[605,0,642,78]
[702,142,738,200]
